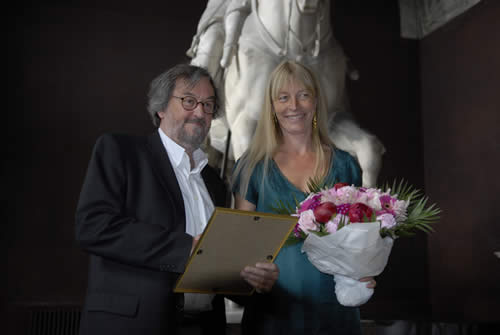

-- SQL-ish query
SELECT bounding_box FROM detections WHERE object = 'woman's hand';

[359,276,377,288]
[241,262,279,293]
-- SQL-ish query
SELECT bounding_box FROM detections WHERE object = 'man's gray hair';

[147,64,220,127]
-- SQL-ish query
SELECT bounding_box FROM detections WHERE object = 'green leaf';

[270,199,296,215]
[378,179,442,238]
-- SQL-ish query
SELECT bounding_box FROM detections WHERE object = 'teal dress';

[233,149,362,335]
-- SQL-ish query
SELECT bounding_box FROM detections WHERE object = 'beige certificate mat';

[174,207,297,295]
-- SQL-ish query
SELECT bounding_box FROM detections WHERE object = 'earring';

[312,115,317,130]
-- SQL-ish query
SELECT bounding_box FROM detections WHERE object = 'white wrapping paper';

[301,221,394,307]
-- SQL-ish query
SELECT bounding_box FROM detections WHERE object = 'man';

[75,64,278,335]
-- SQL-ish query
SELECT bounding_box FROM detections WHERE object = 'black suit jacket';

[75,132,228,335]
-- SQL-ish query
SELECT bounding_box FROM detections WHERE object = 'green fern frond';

[380,179,441,238]
[293,195,301,209]
[271,199,296,215]
[284,235,302,246]
[383,179,422,202]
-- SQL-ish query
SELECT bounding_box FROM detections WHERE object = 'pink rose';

[325,220,339,234]
[298,210,319,234]
[377,213,397,229]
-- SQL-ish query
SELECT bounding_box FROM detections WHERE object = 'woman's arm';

[234,194,256,211]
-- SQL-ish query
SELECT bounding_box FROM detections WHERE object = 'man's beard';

[177,118,208,151]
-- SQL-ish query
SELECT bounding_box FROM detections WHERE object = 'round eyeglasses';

[172,96,217,115]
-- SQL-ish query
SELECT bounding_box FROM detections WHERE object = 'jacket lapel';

[202,168,215,204]
[146,132,185,215]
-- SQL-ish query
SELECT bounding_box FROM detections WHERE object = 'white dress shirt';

[158,128,215,236]
[158,128,215,312]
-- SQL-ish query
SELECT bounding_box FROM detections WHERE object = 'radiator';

[28,307,81,335]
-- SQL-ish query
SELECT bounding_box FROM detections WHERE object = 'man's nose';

[192,102,206,117]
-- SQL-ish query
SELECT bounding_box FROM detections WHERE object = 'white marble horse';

[188,0,385,187]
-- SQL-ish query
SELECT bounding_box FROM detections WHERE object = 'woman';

[232,60,376,335]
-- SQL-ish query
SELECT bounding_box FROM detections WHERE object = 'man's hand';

[241,262,279,293]
[191,235,201,255]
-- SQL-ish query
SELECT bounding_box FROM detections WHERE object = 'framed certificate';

[174,207,297,295]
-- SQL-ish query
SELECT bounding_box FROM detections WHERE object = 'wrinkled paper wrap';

[301,222,393,307]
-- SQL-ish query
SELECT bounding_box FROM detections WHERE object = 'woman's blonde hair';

[231,60,334,199]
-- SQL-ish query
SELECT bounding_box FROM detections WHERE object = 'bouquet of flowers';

[276,180,441,307]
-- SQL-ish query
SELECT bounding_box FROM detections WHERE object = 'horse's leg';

[329,117,386,187]
[190,24,225,86]
[310,44,348,117]
[313,45,385,187]
[229,112,258,160]
[224,45,277,160]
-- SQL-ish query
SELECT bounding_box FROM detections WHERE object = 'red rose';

[347,203,373,223]
[313,202,337,223]
[334,182,349,190]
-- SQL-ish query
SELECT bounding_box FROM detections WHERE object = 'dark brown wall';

[333,1,428,320]
[420,0,500,323]
[6,1,205,331]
